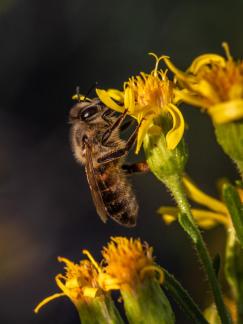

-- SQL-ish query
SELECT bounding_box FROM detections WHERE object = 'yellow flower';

[98,237,163,292]
[158,175,234,230]
[34,253,101,313]
[163,43,243,124]
[96,54,185,153]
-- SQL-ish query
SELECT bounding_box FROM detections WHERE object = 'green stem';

[162,268,208,324]
[225,229,243,324]
[163,174,231,324]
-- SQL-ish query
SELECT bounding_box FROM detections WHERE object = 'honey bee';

[69,97,148,227]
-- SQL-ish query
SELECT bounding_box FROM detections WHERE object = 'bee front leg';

[101,109,128,146]
[122,162,150,174]
[98,120,141,164]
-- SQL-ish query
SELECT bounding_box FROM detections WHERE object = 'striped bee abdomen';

[95,164,138,227]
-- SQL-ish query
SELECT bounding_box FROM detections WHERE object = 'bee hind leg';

[122,162,149,174]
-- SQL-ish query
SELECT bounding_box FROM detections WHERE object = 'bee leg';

[122,162,149,174]
[101,109,128,146]
[101,108,116,124]
[98,120,141,164]
[120,119,134,132]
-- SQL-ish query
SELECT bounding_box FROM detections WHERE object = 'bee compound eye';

[79,106,99,121]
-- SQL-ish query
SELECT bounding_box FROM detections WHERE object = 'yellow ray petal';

[158,205,229,228]
[188,54,226,74]
[136,115,155,154]
[163,57,193,84]
[191,209,229,227]
[209,99,243,124]
[82,249,101,273]
[189,79,220,104]
[174,89,209,108]
[96,89,124,113]
[106,89,124,102]
[82,287,100,298]
[182,175,228,214]
[166,104,185,150]
[34,293,65,313]
[124,87,135,113]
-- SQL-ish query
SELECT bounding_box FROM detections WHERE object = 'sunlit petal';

[34,293,65,313]
[166,104,185,150]
[209,99,243,124]
[136,115,154,154]
[182,175,228,214]
[96,89,124,112]
[188,54,226,74]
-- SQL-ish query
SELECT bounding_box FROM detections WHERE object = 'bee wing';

[85,143,108,223]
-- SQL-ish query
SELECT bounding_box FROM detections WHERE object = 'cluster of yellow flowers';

[35,237,163,312]
[35,43,243,323]
[97,43,243,155]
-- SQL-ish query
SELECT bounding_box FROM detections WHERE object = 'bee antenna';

[83,81,98,101]
[76,86,81,102]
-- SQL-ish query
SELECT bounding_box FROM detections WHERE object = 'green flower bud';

[143,118,188,181]
[122,278,175,324]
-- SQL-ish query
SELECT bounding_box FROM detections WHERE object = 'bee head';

[69,98,102,122]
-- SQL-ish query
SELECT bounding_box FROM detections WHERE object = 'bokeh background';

[0,0,242,323]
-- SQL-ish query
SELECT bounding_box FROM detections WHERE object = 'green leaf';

[213,254,221,278]
[162,268,208,324]
[223,183,243,248]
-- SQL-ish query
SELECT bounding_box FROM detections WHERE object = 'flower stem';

[163,174,231,324]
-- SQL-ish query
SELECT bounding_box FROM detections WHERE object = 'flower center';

[198,60,243,102]
[127,72,173,114]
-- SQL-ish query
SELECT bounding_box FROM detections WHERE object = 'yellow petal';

[166,104,185,150]
[222,42,233,61]
[162,214,177,224]
[140,265,164,284]
[106,89,124,102]
[82,287,100,298]
[209,99,243,124]
[158,205,229,228]
[191,209,229,227]
[188,54,226,74]
[58,256,75,268]
[34,292,65,313]
[182,175,228,214]
[174,89,209,108]
[55,274,68,295]
[189,79,220,104]
[96,89,124,113]
[157,206,178,225]
[158,206,179,217]
[124,87,135,113]
[195,219,217,230]
[163,57,193,84]
[136,115,154,154]
[82,249,101,273]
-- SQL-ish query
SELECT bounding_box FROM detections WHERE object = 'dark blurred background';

[0,0,242,323]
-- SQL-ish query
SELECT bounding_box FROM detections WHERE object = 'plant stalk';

[163,174,231,324]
